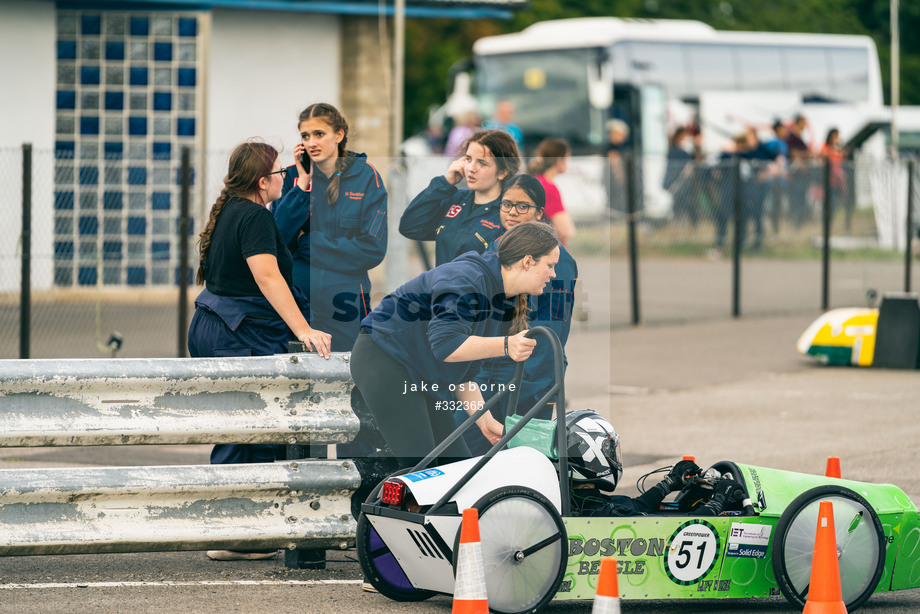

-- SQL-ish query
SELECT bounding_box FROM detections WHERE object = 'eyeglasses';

[500,200,537,214]
[266,167,288,178]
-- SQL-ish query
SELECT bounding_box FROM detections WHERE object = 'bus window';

[476,49,596,150]
[782,47,832,102]
[829,47,869,103]
[624,42,690,99]
[687,44,738,93]
[736,46,786,91]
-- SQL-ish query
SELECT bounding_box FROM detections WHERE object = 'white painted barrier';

[0,352,361,557]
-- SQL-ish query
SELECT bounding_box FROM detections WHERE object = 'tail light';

[381,479,406,506]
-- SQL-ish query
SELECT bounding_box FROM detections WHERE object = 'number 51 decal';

[665,520,721,585]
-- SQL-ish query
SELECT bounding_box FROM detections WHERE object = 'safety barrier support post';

[20,143,32,359]
[821,156,832,311]
[178,146,191,357]
[625,152,640,326]
[905,158,915,293]
[731,157,742,318]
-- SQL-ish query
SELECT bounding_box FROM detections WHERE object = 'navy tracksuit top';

[272,152,387,351]
[360,250,512,392]
[399,175,504,266]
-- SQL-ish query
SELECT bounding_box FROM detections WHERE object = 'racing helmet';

[564,409,623,492]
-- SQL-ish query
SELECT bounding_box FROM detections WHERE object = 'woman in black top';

[189,141,331,466]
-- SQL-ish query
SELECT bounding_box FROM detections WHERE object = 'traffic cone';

[591,557,621,614]
[825,456,841,478]
[802,501,847,614]
[452,508,488,614]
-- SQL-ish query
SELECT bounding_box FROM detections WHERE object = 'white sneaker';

[206,550,278,561]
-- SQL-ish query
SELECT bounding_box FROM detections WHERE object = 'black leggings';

[350,333,471,468]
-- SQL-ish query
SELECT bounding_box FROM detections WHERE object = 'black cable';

[636,465,671,494]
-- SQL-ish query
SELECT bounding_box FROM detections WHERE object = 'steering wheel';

[672,461,756,515]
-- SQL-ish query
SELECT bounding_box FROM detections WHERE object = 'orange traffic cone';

[802,501,847,614]
[825,457,841,478]
[452,508,488,614]
[591,557,621,614]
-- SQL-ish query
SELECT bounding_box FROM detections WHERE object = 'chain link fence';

[1,147,918,359]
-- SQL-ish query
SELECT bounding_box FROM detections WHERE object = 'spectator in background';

[445,108,481,158]
[785,114,815,226]
[485,99,524,152]
[400,129,521,266]
[664,126,698,227]
[820,127,851,230]
[763,121,790,233]
[528,138,577,245]
[605,118,630,213]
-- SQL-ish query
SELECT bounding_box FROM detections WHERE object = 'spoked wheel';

[772,485,886,612]
[356,472,435,602]
[453,486,567,614]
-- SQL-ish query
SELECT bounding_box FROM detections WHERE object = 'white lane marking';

[0,579,363,590]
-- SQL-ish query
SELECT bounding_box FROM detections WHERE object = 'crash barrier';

[872,292,920,369]
[0,352,361,557]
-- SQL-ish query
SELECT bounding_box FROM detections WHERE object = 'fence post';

[625,152,640,326]
[906,158,915,293]
[20,143,32,359]
[821,157,831,311]
[178,147,191,357]
[732,158,742,318]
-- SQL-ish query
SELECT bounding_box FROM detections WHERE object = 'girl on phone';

[271,103,387,352]
[399,129,520,266]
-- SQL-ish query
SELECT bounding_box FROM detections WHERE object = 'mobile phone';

[300,152,312,174]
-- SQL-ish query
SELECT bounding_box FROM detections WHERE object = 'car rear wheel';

[356,472,436,602]
[453,486,566,614]
[771,485,885,612]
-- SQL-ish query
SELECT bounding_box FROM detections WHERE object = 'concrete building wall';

[339,16,393,164]
[0,1,57,291]
[204,9,342,210]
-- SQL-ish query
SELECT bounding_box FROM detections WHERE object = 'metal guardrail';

[0,352,362,558]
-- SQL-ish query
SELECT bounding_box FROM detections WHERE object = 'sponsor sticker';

[726,523,771,559]
[445,204,463,218]
[402,468,444,482]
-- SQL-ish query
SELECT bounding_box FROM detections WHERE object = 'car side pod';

[591,557,621,614]
[802,501,847,614]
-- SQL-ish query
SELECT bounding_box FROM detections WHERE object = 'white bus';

[438,17,890,217]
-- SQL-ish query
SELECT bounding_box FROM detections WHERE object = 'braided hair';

[298,102,353,206]
[196,141,277,285]
[495,221,559,334]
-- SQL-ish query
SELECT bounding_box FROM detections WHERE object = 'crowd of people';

[660,114,854,256]
[191,101,583,561]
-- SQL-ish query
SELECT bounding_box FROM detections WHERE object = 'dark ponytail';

[496,221,559,333]
[298,102,352,206]
[196,140,277,285]
[527,138,570,176]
